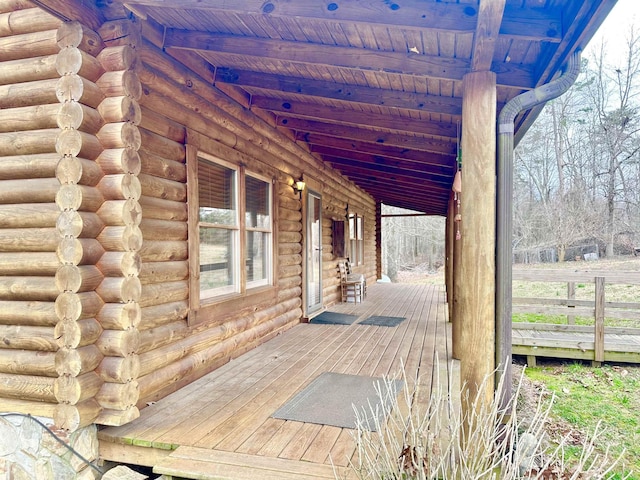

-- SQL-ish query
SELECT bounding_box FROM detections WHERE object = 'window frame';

[348,213,365,266]
[187,146,276,323]
[244,171,273,290]
[197,157,240,299]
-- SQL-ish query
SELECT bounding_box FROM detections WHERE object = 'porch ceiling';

[111,0,615,215]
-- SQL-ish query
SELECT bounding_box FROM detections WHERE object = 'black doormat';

[359,316,406,327]
[272,372,402,431]
[310,311,359,325]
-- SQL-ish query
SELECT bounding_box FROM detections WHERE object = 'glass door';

[306,191,322,313]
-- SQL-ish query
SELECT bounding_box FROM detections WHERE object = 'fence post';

[593,276,605,366]
[567,281,575,325]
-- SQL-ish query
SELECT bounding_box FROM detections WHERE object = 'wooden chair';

[346,260,366,299]
[339,261,364,303]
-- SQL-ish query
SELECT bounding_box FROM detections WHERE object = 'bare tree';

[578,28,640,256]
[381,206,445,281]
[513,26,640,261]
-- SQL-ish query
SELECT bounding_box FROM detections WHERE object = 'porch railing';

[512,269,640,364]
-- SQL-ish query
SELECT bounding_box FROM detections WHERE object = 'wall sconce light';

[293,178,306,198]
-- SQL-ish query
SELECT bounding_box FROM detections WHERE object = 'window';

[245,174,272,288]
[192,152,273,305]
[349,214,364,265]
[198,159,238,298]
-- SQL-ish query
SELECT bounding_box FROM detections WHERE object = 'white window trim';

[245,171,273,290]
[197,154,240,300]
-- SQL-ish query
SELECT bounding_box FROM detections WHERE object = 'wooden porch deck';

[512,323,640,366]
[98,283,457,480]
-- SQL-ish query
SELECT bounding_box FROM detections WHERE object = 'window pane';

[199,226,235,296]
[349,216,355,240]
[246,231,270,285]
[198,159,236,226]
[246,176,270,228]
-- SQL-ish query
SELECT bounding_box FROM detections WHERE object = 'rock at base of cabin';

[102,465,148,479]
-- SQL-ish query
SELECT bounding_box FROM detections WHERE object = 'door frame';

[302,178,323,317]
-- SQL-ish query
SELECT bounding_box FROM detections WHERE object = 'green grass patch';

[525,363,640,478]
[513,312,640,328]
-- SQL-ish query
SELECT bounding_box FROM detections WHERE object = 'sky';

[586,0,640,62]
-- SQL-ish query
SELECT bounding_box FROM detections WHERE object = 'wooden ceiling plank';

[252,96,458,138]
[471,0,506,72]
[119,0,561,42]
[214,68,463,114]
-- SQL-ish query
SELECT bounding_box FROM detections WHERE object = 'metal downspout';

[496,52,581,405]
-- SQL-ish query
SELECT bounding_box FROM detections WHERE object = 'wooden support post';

[593,276,605,367]
[459,71,497,408]
[567,281,576,325]
[526,355,537,368]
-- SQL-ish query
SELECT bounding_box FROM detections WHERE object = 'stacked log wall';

[0,1,108,429]
[91,19,143,426]
[0,1,377,422]
[130,33,376,406]
[52,20,107,432]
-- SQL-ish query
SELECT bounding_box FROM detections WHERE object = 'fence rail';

[512,270,640,365]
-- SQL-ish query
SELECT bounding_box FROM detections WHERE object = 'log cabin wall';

[0,0,376,428]
[130,23,377,408]
[0,0,110,430]
[93,19,144,427]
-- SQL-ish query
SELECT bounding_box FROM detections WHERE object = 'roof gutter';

[495,51,581,404]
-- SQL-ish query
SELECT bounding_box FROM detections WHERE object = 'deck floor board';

[99,283,455,479]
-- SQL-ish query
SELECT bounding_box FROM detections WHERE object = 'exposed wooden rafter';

[286,118,456,154]
[164,30,536,89]
[312,146,453,180]
[303,133,455,162]
[251,96,457,138]
[213,67,463,116]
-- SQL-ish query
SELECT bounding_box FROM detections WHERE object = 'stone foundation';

[0,414,99,479]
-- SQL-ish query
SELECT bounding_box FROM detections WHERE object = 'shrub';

[346,363,628,480]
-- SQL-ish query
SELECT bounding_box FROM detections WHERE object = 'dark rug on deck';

[272,372,403,431]
[359,316,406,327]
[309,311,359,325]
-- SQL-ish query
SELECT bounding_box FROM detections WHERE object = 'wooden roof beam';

[214,67,463,116]
[300,132,456,157]
[311,145,454,176]
[344,180,448,204]
[349,182,448,212]
[163,30,536,89]
[252,96,457,138]
[325,159,452,190]
[471,0,506,72]
[31,0,104,29]
[120,0,562,42]
[283,117,454,154]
